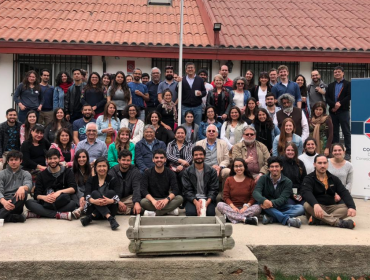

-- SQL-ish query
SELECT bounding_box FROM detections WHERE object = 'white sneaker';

[143,210,156,217]
[23,210,40,219]
[167,208,179,216]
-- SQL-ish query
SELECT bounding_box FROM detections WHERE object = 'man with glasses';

[232,126,270,183]
[158,65,178,104]
[72,104,96,145]
[128,68,149,121]
[145,67,162,118]
[307,70,327,111]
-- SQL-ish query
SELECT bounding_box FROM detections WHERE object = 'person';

[53,71,73,110]
[141,73,150,84]
[294,74,310,120]
[101,73,112,93]
[135,125,167,173]
[197,69,213,113]
[96,101,120,148]
[20,110,37,144]
[0,109,22,170]
[44,108,72,143]
[250,71,272,108]
[80,69,88,83]
[211,65,233,90]
[242,97,258,125]
[182,146,219,216]
[309,101,333,156]
[65,68,87,123]
[281,143,307,205]
[268,68,278,87]
[126,75,133,83]
[232,126,270,181]
[146,111,173,145]
[253,156,304,228]
[181,110,199,144]
[50,128,76,168]
[198,105,222,140]
[274,94,309,142]
[271,65,302,108]
[108,150,142,215]
[128,68,149,121]
[307,70,327,111]
[107,71,131,119]
[108,127,135,167]
[81,72,107,118]
[325,66,351,160]
[38,69,55,126]
[206,74,233,122]
[252,108,280,153]
[328,143,353,193]
[120,104,144,144]
[13,70,42,123]
[76,122,108,164]
[145,67,161,117]
[216,158,261,225]
[273,118,303,156]
[80,157,120,230]
[156,89,177,130]
[24,149,77,221]
[232,77,250,115]
[141,149,183,216]
[245,69,255,91]
[220,106,248,150]
[158,65,178,105]
[72,104,96,145]
[0,150,32,223]
[298,137,318,174]
[265,92,281,120]
[181,62,206,124]
[301,155,356,229]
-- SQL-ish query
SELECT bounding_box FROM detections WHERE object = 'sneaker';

[287,217,302,228]
[143,210,156,217]
[23,210,40,219]
[108,216,120,230]
[262,215,274,225]
[245,216,258,226]
[167,208,179,216]
[72,208,81,219]
[55,212,72,221]
[338,219,355,229]
[81,215,93,227]
[8,214,26,223]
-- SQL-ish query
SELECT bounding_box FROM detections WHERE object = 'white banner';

[351,135,370,198]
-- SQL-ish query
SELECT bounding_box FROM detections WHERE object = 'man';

[145,67,161,117]
[128,68,149,121]
[158,65,178,104]
[271,65,302,108]
[80,69,88,82]
[253,156,304,228]
[265,92,281,120]
[76,122,107,164]
[108,150,142,215]
[0,150,32,223]
[65,68,87,123]
[24,149,77,221]
[140,149,183,216]
[211,65,233,90]
[269,68,278,87]
[72,104,96,144]
[141,73,150,85]
[0,109,22,170]
[325,66,351,160]
[307,70,328,110]
[38,69,54,126]
[135,125,166,173]
[198,69,214,114]
[181,62,206,125]
[273,94,309,142]
[232,126,270,182]
[301,155,356,229]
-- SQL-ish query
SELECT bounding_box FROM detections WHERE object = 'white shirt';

[258,87,268,109]
[186,75,195,88]
[233,91,245,109]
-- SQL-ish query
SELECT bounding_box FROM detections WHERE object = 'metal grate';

[312,62,370,83]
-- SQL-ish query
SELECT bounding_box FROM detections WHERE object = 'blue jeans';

[263,204,304,225]
[181,105,202,125]
[330,110,351,154]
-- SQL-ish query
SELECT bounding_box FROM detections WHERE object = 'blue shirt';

[144,140,154,151]
[271,80,302,106]
[334,79,344,102]
[128,82,148,109]
[157,80,178,102]
[206,140,216,151]
[72,118,96,141]
[40,84,54,111]
[76,138,108,163]
[146,81,160,107]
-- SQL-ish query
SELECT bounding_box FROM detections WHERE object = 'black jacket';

[301,171,356,209]
[182,163,219,202]
[250,85,272,102]
[0,121,22,157]
[281,157,307,195]
[84,174,120,197]
[20,139,51,170]
[64,82,86,115]
[181,76,206,107]
[326,79,351,113]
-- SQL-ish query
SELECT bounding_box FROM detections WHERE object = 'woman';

[156,89,177,130]
[328,143,353,193]
[126,75,133,83]
[206,74,233,122]
[216,158,261,225]
[294,74,310,120]
[245,69,255,91]
[108,127,135,167]
[97,101,120,148]
[80,157,120,230]
[102,73,112,93]
[50,128,76,168]
[232,77,250,114]
[281,143,307,205]
[81,72,107,118]
[252,108,280,153]
[71,149,92,219]
[166,126,193,196]
[146,111,173,145]
[249,72,272,108]
[44,108,72,143]
[107,71,132,119]
[298,137,318,174]
[273,118,303,156]
[20,110,37,144]
[220,106,248,150]
[198,105,222,140]
[242,97,258,125]
[309,101,333,156]
[181,110,199,144]
[53,71,73,110]
[14,70,41,123]
[120,104,144,144]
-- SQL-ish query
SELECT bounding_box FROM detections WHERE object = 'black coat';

[84,174,120,198]
[281,157,307,195]
[181,76,206,107]
[326,79,351,113]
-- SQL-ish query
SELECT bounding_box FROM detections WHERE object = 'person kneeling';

[252,156,304,228]
[25,149,77,221]
[140,149,183,216]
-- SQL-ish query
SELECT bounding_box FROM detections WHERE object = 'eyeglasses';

[86,129,97,132]
[207,130,216,133]
[237,82,245,85]
[244,133,255,136]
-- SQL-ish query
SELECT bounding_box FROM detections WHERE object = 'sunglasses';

[244,133,255,136]
[207,130,216,133]
[237,82,245,85]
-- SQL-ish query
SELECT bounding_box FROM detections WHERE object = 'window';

[312,62,369,83]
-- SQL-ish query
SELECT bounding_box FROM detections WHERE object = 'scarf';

[162,101,178,122]
[311,114,329,153]
[60,82,73,93]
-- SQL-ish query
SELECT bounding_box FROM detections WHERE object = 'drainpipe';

[102,56,106,73]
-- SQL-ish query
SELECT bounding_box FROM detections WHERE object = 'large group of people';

[0,64,356,231]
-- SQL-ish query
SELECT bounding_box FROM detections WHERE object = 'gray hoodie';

[0,165,32,200]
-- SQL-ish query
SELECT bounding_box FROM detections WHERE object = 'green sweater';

[107,142,135,168]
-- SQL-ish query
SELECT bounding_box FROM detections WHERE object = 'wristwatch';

[166,196,171,201]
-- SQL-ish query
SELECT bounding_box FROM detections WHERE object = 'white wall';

[0,54,14,122]
[299,62,313,84]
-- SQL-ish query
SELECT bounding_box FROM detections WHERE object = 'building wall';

[0,54,14,122]
[300,62,313,84]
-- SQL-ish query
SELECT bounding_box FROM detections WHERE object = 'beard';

[244,139,255,145]
[283,106,294,114]
[194,158,204,164]
[83,113,92,119]
[165,74,173,81]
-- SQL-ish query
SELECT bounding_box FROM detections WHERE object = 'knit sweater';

[0,166,32,200]
[223,176,256,208]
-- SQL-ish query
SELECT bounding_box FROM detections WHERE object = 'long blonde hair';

[115,127,131,151]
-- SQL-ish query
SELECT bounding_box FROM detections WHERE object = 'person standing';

[81,72,107,119]
[250,72,272,108]
[307,70,327,111]
[65,69,87,123]
[232,77,250,115]
[53,71,73,110]
[72,104,96,145]
[197,69,213,114]
[268,68,278,87]
[128,68,149,121]
[145,67,161,118]
[158,65,178,105]
[211,65,233,90]
[265,93,281,120]
[107,71,132,120]
[38,69,55,126]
